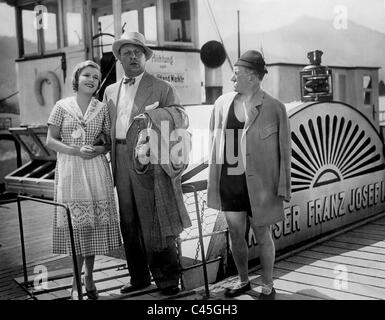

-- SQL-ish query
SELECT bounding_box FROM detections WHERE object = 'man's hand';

[135,142,150,165]
[144,101,159,111]
[94,133,111,146]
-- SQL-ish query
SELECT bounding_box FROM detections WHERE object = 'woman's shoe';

[70,289,81,300]
[85,287,99,300]
[83,276,99,300]
[259,283,276,300]
[224,281,251,298]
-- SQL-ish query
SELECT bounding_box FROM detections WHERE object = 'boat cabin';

[6,0,201,128]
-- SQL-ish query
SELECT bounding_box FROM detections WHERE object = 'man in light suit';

[103,31,181,295]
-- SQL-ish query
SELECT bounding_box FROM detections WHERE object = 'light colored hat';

[112,31,153,60]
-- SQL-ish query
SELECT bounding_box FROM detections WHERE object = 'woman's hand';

[74,145,104,159]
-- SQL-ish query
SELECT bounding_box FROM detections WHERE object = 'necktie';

[123,77,135,86]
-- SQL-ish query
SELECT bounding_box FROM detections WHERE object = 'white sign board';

[146,49,202,105]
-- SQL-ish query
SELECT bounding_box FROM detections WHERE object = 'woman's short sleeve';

[47,103,64,128]
[102,103,111,135]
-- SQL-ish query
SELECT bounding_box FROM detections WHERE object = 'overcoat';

[103,71,180,181]
[207,89,291,226]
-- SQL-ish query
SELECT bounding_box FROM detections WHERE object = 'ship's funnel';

[200,41,226,104]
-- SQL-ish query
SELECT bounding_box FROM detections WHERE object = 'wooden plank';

[246,278,323,300]
[246,288,321,300]
[332,234,385,248]
[286,254,385,279]
[33,292,57,300]
[17,266,129,296]
[273,269,384,299]
[372,222,385,227]
[0,283,27,299]
[0,255,69,281]
[310,244,385,262]
[276,260,385,289]
[337,230,385,242]
[0,257,71,300]
[1,237,52,251]
[297,250,385,271]
[13,261,126,284]
[1,291,32,300]
[355,225,385,236]
[124,293,158,300]
[324,239,385,255]
[269,278,375,300]
[357,224,385,232]
[50,289,70,299]
[373,216,385,224]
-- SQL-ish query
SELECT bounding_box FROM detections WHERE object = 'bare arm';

[46,125,99,159]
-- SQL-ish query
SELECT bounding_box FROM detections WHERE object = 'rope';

[204,0,233,71]
[0,91,19,104]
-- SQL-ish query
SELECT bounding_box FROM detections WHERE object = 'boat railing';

[179,159,229,298]
[14,195,84,300]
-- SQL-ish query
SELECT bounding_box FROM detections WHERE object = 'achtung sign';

[245,101,385,257]
[146,49,201,105]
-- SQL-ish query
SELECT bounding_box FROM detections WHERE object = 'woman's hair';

[72,60,101,94]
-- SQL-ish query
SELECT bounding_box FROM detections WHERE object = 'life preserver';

[34,71,61,106]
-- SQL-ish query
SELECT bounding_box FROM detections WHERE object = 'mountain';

[223,16,385,81]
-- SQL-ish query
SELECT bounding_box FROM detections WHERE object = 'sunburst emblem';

[290,103,385,193]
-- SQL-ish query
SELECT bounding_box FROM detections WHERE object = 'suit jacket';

[207,89,291,226]
[103,72,180,181]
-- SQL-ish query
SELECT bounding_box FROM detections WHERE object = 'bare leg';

[84,255,96,290]
[224,211,249,283]
[252,225,275,285]
[72,255,84,297]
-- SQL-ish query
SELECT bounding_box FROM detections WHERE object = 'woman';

[46,60,122,299]
[207,50,291,299]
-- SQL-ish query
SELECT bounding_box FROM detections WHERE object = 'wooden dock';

[208,216,385,300]
[1,199,385,300]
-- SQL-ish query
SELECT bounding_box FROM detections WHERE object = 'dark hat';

[234,50,268,74]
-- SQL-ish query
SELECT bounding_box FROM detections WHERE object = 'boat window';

[143,5,157,42]
[21,4,39,55]
[363,75,372,105]
[91,0,114,59]
[42,0,59,51]
[122,10,139,34]
[19,0,60,56]
[164,0,192,43]
[121,1,156,42]
[63,0,83,47]
[97,14,115,53]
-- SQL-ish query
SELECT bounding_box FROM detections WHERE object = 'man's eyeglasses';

[120,49,144,57]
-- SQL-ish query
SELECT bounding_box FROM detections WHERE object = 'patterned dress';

[48,96,121,256]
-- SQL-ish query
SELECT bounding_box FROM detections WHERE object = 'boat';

[1,0,385,301]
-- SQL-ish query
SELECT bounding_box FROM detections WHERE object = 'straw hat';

[112,31,153,60]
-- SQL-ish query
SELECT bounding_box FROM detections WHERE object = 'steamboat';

[0,0,385,301]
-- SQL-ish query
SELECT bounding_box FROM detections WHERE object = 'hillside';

[223,16,385,81]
